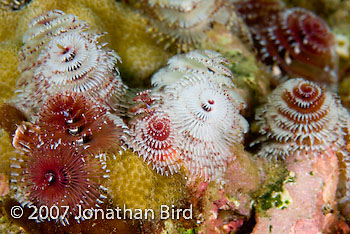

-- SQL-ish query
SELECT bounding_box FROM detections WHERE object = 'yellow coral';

[339,75,350,110]
[0,131,16,177]
[0,10,22,41]
[106,149,186,218]
[120,42,172,87]
[76,0,173,86]
[0,41,20,103]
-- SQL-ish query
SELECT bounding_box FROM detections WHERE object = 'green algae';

[251,162,290,213]
[179,227,199,234]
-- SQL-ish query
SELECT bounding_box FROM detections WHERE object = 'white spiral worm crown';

[141,0,238,51]
[33,31,124,100]
[150,50,248,180]
[13,10,126,117]
[254,78,349,159]
[151,50,237,92]
[17,10,89,87]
